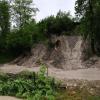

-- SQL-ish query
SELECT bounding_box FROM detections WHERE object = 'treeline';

[75,0,100,55]
[0,0,39,55]
[0,0,77,56]
[0,0,42,55]
[38,11,78,36]
[0,0,100,57]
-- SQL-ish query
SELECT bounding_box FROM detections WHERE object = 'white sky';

[34,0,76,22]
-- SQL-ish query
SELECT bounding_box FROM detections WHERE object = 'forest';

[0,0,99,57]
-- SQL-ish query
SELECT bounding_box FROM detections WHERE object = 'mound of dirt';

[11,35,99,70]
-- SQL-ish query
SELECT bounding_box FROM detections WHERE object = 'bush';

[38,11,75,36]
[6,31,32,55]
[0,65,57,100]
[6,22,47,55]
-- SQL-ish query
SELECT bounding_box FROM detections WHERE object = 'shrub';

[6,22,47,55]
[0,65,57,100]
[6,31,32,55]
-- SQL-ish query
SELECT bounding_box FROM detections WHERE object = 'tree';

[75,0,100,54]
[0,0,10,51]
[93,4,100,53]
[55,10,74,35]
[6,25,33,55]
[11,0,38,28]
[0,0,10,35]
[38,11,75,37]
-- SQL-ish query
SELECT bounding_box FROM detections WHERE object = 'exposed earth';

[0,64,100,81]
[0,96,21,100]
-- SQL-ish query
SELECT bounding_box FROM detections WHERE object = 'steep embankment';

[11,36,100,70]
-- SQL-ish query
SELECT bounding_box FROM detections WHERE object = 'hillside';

[11,35,100,70]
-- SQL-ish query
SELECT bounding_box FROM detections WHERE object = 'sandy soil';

[0,96,22,100]
[0,64,100,81]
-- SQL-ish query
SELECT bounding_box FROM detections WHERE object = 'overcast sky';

[34,0,76,22]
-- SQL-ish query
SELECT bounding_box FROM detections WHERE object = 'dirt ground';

[0,64,100,81]
[0,96,22,100]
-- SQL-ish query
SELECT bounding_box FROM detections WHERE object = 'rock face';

[44,36,83,70]
[60,36,83,69]
[12,35,97,70]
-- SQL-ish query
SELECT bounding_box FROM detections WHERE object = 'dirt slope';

[11,36,85,70]
[11,35,100,70]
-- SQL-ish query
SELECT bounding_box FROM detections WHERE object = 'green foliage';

[0,0,78,56]
[0,51,15,64]
[38,11,76,37]
[0,35,7,51]
[0,65,57,100]
[0,0,10,51]
[6,22,47,55]
[11,0,38,28]
[6,30,33,55]
[0,0,39,54]
[0,0,10,34]
[75,0,100,54]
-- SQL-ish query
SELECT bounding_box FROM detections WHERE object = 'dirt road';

[0,64,100,81]
[0,96,21,100]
